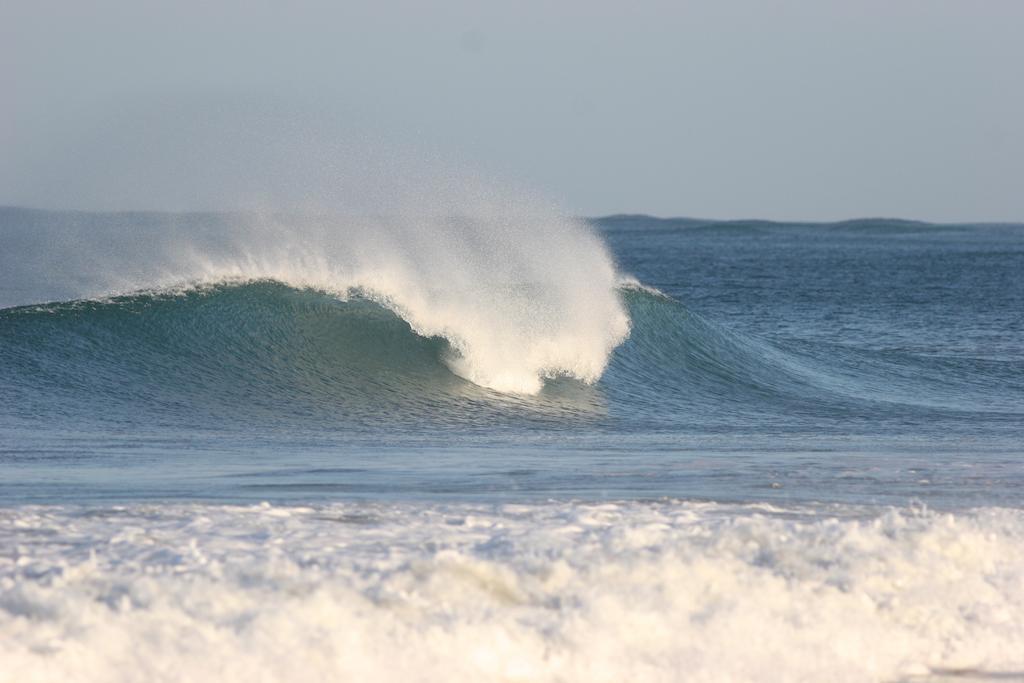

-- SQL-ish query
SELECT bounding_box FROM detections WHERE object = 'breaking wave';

[0,206,629,394]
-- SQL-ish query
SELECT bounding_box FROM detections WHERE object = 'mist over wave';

[0,203,629,394]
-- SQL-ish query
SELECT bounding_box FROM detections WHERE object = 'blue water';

[1,209,1022,508]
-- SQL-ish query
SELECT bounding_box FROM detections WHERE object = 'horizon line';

[1,205,1022,228]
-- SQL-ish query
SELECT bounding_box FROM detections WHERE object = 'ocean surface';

[1,207,1023,681]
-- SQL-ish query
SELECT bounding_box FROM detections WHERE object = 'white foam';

[616,274,671,299]
[2,501,1023,682]
[0,192,630,394]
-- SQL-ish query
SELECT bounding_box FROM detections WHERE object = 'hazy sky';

[2,0,1022,220]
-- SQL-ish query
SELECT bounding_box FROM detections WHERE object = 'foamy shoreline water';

[2,500,1022,683]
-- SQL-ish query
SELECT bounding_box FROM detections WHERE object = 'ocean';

[1,206,1022,681]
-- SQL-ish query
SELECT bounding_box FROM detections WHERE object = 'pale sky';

[2,0,1022,221]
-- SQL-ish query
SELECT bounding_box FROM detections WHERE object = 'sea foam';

[2,501,1023,683]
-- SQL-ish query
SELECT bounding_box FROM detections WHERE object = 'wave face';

[0,206,628,394]
[0,282,621,433]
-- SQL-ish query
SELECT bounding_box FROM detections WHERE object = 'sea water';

[1,207,1022,681]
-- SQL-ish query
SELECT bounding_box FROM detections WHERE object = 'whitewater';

[2,206,1024,682]
[4,502,1024,683]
